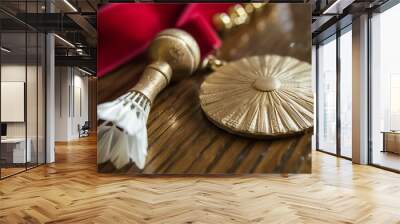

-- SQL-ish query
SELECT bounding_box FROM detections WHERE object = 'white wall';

[1,65,25,134]
[1,63,46,164]
[1,64,39,138]
[1,82,25,122]
[72,70,89,136]
[54,67,89,141]
[55,66,69,141]
[1,65,26,139]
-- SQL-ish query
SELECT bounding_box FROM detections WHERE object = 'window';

[316,25,353,159]
[370,2,400,171]
[317,36,337,154]
[339,28,352,158]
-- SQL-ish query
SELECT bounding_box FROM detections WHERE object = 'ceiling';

[1,0,395,73]
[311,0,390,42]
[0,0,99,73]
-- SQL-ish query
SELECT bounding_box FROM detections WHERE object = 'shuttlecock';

[98,91,150,169]
[97,29,200,169]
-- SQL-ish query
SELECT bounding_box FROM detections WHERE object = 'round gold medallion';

[199,55,313,138]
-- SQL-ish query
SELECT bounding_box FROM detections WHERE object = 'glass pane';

[27,30,38,169]
[312,45,317,150]
[0,1,46,178]
[340,29,352,158]
[317,37,337,154]
[26,0,40,169]
[1,30,27,177]
[371,4,400,171]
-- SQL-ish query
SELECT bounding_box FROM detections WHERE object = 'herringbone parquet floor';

[1,135,400,224]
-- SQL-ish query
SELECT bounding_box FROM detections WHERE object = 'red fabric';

[98,3,184,77]
[97,3,234,78]
[177,14,219,58]
[176,3,234,29]
[176,3,233,58]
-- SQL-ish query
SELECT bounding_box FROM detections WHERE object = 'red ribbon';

[97,3,234,77]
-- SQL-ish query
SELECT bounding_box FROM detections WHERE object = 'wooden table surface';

[98,4,312,174]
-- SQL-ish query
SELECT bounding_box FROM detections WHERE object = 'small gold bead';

[243,3,255,14]
[213,13,233,31]
[202,55,225,71]
[251,3,266,10]
[228,4,249,26]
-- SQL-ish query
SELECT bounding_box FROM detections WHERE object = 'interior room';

[370,3,400,171]
[1,0,400,223]
[54,66,92,141]
[0,0,97,179]
[314,0,400,172]
[0,15,46,178]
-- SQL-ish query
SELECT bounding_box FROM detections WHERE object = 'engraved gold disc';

[199,55,313,138]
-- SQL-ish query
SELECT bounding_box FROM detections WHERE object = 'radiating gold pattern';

[199,55,313,138]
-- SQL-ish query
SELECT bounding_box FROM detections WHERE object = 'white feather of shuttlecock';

[97,91,150,169]
[97,124,116,164]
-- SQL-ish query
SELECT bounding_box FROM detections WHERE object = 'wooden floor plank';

[1,136,400,223]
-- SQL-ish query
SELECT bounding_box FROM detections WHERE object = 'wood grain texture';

[97,4,312,174]
[1,135,400,223]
